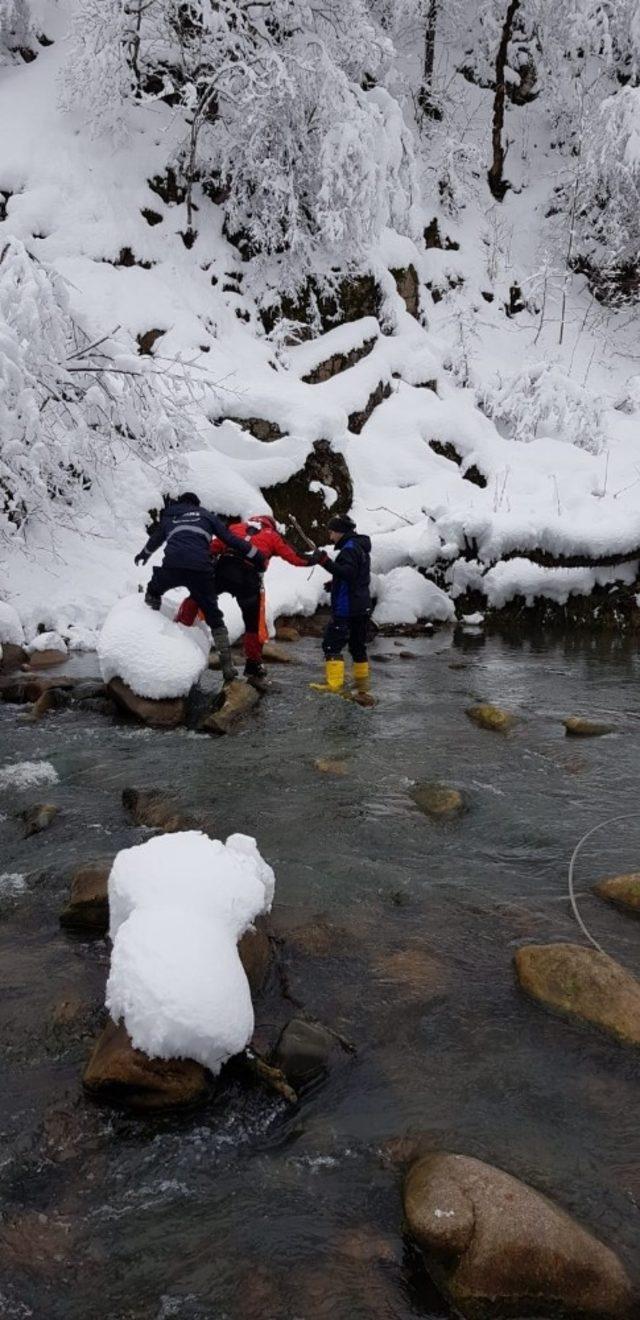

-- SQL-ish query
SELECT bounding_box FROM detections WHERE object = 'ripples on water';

[0,632,639,1318]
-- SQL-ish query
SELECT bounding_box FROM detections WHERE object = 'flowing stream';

[1,631,639,1319]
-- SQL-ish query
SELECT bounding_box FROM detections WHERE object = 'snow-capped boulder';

[106,831,275,1075]
[373,568,454,626]
[97,594,210,702]
[0,602,24,646]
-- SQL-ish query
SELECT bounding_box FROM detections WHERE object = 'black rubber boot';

[212,626,238,684]
[244,660,268,680]
[144,590,161,611]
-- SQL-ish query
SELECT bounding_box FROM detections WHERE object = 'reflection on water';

[0,632,639,1318]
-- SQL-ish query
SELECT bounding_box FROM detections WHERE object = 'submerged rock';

[373,947,447,1001]
[273,1018,344,1089]
[122,786,202,834]
[403,1151,635,1320]
[21,803,58,838]
[314,757,348,775]
[593,873,640,918]
[107,676,186,728]
[60,859,113,932]
[514,942,640,1046]
[564,716,615,737]
[466,703,516,732]
[83,1017,210,1111]
[201,678,260,735]
[411,782,464,817]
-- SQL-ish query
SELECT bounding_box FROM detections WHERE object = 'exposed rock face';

[238,920,272,996]
[261,272,382,336]
[60,860,113,932]
[107,677,186,728]
[466,703,516,732]
[403,1152,635,1320]
[263,438,353,542]
[348,380,391,434]
[222,416,285,442]
[83,1017,209,1111]
[122,787,202,833]
[201,678,260,735]
[564,716,615,737]
[411,782,464,817]
[21,803,58,837]
[514,942,640,1046]
[302,335,377,384]
[593,874,640,918]
[273,1018,343,1089]
[391,264,420,319]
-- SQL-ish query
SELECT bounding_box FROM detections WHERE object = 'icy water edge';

[0,631,639,1319]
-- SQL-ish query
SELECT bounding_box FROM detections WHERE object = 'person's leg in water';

[184,569,237,683]
[348,615,369,694]
[310,618,349,692]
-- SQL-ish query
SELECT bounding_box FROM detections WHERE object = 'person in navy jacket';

[309,514,372,695]
[134,492,265,682]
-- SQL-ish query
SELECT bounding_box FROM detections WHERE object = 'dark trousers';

[148,564,224,631]
[322,614,368,663]
[215,560,261,660]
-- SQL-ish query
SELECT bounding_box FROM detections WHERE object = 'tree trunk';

[417,0,440,122]
[487,0,520,200]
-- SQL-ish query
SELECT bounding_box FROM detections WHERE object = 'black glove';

[134,549,149,566]
[251,550,267,572]
[323,580,332,593]
[309,549,329,566]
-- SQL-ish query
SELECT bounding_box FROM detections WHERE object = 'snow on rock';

[0,602,24,646]
[373,567,455,626]
[0,760,59,791]
[480,559,639,609]
[26,631,68,655]
[106,831,275,1072]
[97,594,210,700]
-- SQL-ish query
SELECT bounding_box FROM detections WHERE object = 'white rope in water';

[567,811,639,955]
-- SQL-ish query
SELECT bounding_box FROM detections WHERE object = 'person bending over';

[134,492,265,683]
[309,514,372,695]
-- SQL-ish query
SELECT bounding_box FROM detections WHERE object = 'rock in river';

[403,1151,635,1320]
[83,1017,209,1111]
[21,803,58,838]
[201,678,260,734]
[122,786,203,833]
[514,942,640,1046]
[411,782,464,817]
[60,859,113,932]
[273,1018,344,1089]
[466,703,515,732]
[563,716,615,737]
[593,873,640,918]
[108,676,186,728]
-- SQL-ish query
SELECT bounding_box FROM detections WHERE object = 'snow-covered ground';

[2,2,640,650]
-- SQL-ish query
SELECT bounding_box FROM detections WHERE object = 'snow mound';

[0,760,59,791]
[106,831,275,1072]
[27,631,67,655]
[0,602,24,646]
[98,594,210,700]
[373,567,455,625]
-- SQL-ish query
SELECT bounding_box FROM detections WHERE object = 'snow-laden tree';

[60,0,419,273]
[0,239,192,540]
[0,0,32,62]
[482,361,605,453]
[573,86,640,296]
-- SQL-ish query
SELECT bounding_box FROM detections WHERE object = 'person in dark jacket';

[134,493,265,682]
[309,514,372,695]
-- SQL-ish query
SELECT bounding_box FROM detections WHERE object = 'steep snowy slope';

[2,1,640,647]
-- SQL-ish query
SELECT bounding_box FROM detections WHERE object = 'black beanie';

[327,514,355,534]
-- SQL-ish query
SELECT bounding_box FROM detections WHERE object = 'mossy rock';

[593,873,640,918]
[564,716,615,737]
[514,942,640,1046]
[466,703,516,732]
[411,782,464,817]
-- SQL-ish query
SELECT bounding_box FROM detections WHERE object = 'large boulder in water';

[593,873,640,918]
[60,859,113,932]
[403,1152,635,1320]
[83,1017,210,1111]
[466,703,516,732]
[98,594,210,718]
[201,678,260,734]
[514,942,640,1046]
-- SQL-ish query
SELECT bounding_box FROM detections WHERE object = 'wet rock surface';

[201,678,260,734]
[59,860,113,932]
[83,1017,210,1111]
[515,942,640,1046]
[21,803,58,837]
[272,1018,347,1089]
[403,1152,635,1320]
[107,676,186,728]
[121,786,204,833]
[411,782,464,817]
[466,703,516,732]
[564,716,616,737]
[594,873,640,918]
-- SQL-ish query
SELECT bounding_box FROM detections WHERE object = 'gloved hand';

[323,580,332,593]
[134,549,149,566]
[309,549,330,566]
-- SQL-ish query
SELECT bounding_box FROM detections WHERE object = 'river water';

[0,631,639,1319]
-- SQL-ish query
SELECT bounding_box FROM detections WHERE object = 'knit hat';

[327,514,355,534]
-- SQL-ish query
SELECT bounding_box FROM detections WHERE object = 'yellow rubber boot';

[352,661,370,691]
[309,658,345,693]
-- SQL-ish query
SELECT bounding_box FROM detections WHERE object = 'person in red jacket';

[177,515,310,679]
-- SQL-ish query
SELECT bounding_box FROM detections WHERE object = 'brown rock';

[466,703,516,732]
[60,860,113,932]
[261,642,295,664]
[0,641,28,672]
[108,676,186,728]
[594,873,640,918]
[27,648,68,669]
[403,1152,635,1320]
[411,782,464,817]
[273,1018,343,1089]
[0,1210,73,1276]
[21,803,58,837]
[122,786,202,833]
[201,678,260,735]
[391,264,420,319]
[238,920,272,996]
[83,1017,209,1111]
[373,947,447,1000]
[274,624,300,642]
[514,942,640,1046]
[0,673,75,704]
[314,757,348,775]
[564,716,615,737]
